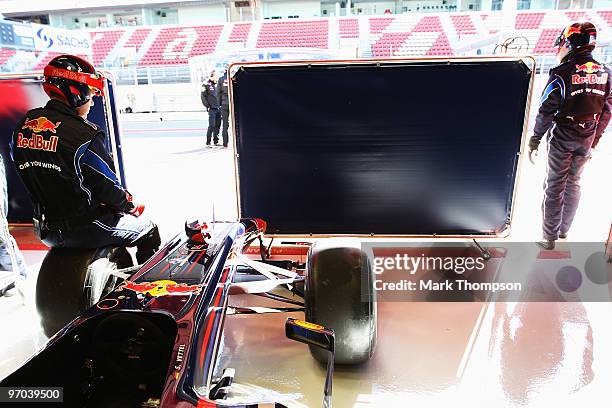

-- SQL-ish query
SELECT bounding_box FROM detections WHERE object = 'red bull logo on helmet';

[22,117,61,133]
[16,133,59,152]
[122,280,201,297]
[564,26,582,38]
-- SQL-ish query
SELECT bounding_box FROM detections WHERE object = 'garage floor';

[217,299,612,407]
[1,77,611,407]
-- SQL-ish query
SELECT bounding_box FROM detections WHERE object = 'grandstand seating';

[339,18,359,38]
[139,25,223,65]
[598,10,612,27]
[124,28,152,50]
[532,28,561,54]
[566,11,588,21]
[91,30,124,65]
[372,32,412,56]
[3,8,611,71]
[368,9,608,58]
[516,11,571,55]
[451,15,477,37]
[256,20,328,48]
[0,48,16,65]
[515,12,545,29]
[413,15,443,32]
[228,23,252,44]
[427,33,452,56]
[369,17,394,35]
[370,15,447,57]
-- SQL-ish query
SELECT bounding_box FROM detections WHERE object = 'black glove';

[528,136,540,164]
[528,136,540,152]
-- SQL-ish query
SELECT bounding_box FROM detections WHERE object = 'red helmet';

[554,21,597,51]
[43,54,105,108]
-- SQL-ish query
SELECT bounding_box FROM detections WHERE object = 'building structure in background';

[0,0,611,26]
[0,1,610,112]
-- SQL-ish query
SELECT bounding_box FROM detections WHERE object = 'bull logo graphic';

[22,117,61,133]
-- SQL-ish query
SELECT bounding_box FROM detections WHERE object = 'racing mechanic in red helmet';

[10,55,160,263]
[528,21,612,250]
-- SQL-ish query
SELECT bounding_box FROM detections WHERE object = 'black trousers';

[541,120,596,241]
[221,107,230,147]
[206,108,221,144]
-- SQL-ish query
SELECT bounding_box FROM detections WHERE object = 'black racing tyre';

[36,247,133,338]
[305,239,376,365]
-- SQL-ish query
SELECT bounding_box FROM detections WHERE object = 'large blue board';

[233,59,533,236]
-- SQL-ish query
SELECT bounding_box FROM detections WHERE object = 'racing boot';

[537,239,555,250]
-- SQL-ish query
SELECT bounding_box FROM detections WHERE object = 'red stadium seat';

[138,25,223,65]
[533,27,564,55]
[256,20,328,49]
[0,48,16,66]
[90,30,124,66]
[228,23,252,43]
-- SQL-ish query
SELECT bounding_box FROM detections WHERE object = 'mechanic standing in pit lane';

[528,21,612,250]
[10,55,160,263]
[201,69,221,147]
[217,65,230,148]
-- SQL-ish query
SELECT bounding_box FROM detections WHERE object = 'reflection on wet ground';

[220,289,612,407]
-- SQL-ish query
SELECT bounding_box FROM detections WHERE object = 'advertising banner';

[31,23,92,56]
[0,21,35,50]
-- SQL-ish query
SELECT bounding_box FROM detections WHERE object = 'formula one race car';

[1,57,537,407]
[1,218,376,407]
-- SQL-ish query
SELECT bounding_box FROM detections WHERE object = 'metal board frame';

[230,57,536,237]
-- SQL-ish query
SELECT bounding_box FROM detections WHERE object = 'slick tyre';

[36,247,133,338]
[305,239,376,365]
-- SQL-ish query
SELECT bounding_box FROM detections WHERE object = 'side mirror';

[285,318,334,408]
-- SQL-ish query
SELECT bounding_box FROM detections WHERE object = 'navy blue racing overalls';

[11,99,160,263]
[531,48,612,240]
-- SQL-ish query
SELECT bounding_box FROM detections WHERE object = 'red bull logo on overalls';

[572,62,607,85]
[16,133,59,152]
[22,117,61,133]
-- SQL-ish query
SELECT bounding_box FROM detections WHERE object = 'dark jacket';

[217,73,230,109]
[533,49,612,148]
[10,99,134,223]
[201,79,219,110]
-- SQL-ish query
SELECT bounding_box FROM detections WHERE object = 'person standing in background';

[216,65,230,148]
[528,21,611,249]
[201,70,221,147]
